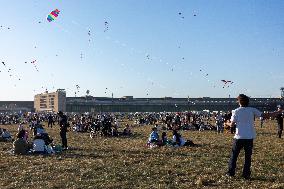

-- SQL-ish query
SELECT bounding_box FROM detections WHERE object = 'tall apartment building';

[34,89,66,112]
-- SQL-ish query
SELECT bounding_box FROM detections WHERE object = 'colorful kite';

[47,9,60,22]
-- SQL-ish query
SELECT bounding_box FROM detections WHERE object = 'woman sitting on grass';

[13,130,30,155]
[18,123,29,142]
[172,130,196,147]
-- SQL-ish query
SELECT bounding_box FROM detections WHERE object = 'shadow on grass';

[257,132,275,136]
[250,175,277,182]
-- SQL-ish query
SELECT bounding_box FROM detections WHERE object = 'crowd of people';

[0,94,283,181]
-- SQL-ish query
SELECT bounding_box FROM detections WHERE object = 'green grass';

[0,120,283,189]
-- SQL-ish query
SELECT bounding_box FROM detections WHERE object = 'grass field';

[0,120,283,189]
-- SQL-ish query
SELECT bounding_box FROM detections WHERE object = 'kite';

[146,54,150,60]
[30,60,39,71]
[47,9,60,22]
[76,85,80,92]
[104,21,109,32]
[178,12,185,19]
[87,30,92,42]
[221,80,234,88]
[2,62,5,66]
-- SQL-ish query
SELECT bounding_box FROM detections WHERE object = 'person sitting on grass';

[0,129,12,142]
[111,124,118,137]
[13,130,30,155]
[161,132,172,146]
[18,123,29,142]
[172,130,196,147]
[32,133,46,154]
[147,127,161,148]
[122,124,132,136]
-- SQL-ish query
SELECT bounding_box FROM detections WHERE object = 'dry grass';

[0,120,283,189]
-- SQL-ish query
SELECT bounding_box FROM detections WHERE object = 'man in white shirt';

[227,94,279,179]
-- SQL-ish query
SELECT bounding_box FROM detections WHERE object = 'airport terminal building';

[1,89,283,113]
[66,96,283,113]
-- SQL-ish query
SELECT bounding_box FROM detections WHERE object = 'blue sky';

[0,0,284,100]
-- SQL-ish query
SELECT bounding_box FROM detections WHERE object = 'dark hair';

[34,134,43,140]
[237,94,249,107]
[17,130,25,139]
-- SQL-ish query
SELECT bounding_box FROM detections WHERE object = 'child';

[161,132,172,146]
[147,127,160,148]
[215,113,224,133]
[122,124,132,136]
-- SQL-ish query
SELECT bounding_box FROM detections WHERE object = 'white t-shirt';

[172,135,186,146]
[230,107,262,139]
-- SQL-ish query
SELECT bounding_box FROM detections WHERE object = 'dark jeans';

[228,139,253,178]
[60,131,67,148]
[184,140,196,147]
[48,121,53,128]
[278,124,283,138]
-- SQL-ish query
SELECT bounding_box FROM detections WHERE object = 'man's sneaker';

[225,172,235,177]
[242,175,251,180]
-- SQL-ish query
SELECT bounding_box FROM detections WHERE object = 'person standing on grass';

[275,105,283,138]
[47,114,54,128]
[227,94,280,179]
[58,111,69,150]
